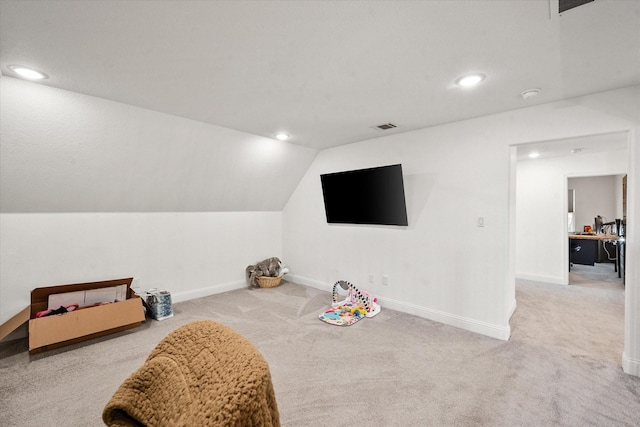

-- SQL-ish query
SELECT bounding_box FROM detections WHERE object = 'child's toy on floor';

[318,280,381,326]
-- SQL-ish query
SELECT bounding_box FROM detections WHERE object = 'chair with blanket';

[103,320,280,426]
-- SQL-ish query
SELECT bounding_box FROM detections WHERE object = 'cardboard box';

[0,306,30,343]
[0,278,145,354]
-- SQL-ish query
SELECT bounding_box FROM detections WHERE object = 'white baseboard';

[622,352,640,377]
[288,274,333,292]
[516,272,566,285]
[380,296,511,341]
[170,280,246,304]
[289,274,511,341]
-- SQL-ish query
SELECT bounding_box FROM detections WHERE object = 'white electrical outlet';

[369,274,374,284]
[382,275,389,285]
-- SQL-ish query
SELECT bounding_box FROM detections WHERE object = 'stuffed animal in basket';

[245,257,289,288]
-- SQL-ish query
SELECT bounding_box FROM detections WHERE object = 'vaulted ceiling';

[1,0,639,150]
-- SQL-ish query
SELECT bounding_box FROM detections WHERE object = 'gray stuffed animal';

[246,257,284,288]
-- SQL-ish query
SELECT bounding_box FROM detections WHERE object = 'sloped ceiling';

[1,0,639,150]
[0,77,318,213]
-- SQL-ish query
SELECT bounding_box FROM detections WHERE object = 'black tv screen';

[320,164,408,226]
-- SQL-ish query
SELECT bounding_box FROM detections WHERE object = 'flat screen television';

[320,164,409,226]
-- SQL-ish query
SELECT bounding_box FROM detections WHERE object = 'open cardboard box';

[0,277,145,354]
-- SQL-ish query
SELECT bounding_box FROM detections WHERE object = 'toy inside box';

[26,277,145,354]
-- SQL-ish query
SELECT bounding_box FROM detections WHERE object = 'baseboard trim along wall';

[516,273,566,285]
[288,275,333,293]
[622,352,640,377]
[170,280,246,304]
[289,274,511,341]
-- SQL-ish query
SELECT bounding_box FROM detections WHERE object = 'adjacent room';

[1,1,639,426]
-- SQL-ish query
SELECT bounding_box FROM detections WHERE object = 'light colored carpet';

[569,261,625,287]
[1,275,638,426]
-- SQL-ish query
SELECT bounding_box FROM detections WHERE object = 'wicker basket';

[256,275,283,288]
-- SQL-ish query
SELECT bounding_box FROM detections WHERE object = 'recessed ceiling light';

[521,88,541,99]
[455,73,485,87]
[528,152,541,159]
[571,148,582,154]
[8,65,48,80]
[275,133,289,141]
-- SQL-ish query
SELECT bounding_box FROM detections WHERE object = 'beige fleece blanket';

[103,320,280,426]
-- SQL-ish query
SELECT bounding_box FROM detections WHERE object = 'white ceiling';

[1,0,639,150]
[515,131,629,161]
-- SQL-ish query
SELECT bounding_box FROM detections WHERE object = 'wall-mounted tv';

[320,164,408,226]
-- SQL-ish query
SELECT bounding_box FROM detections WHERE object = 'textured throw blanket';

[103,320,280,426]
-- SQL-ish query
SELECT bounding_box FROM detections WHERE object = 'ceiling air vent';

[559,0,594,14]
[374,123,397,131]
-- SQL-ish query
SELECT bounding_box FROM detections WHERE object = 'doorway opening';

[512,131,628,286]
[567,174,626,288]
[510,130,630,369]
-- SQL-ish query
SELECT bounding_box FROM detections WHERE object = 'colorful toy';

[318,280,381,326]
[331,280,381,317]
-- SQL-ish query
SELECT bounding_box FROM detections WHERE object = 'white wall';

[517,151,626,284]
[0,76,316,331]
[624,126,639,376]
[0,211,282,324]
[283,123,513,340]
[569,175,619,232]
[615,174,626,220]
[283,86,640,351]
